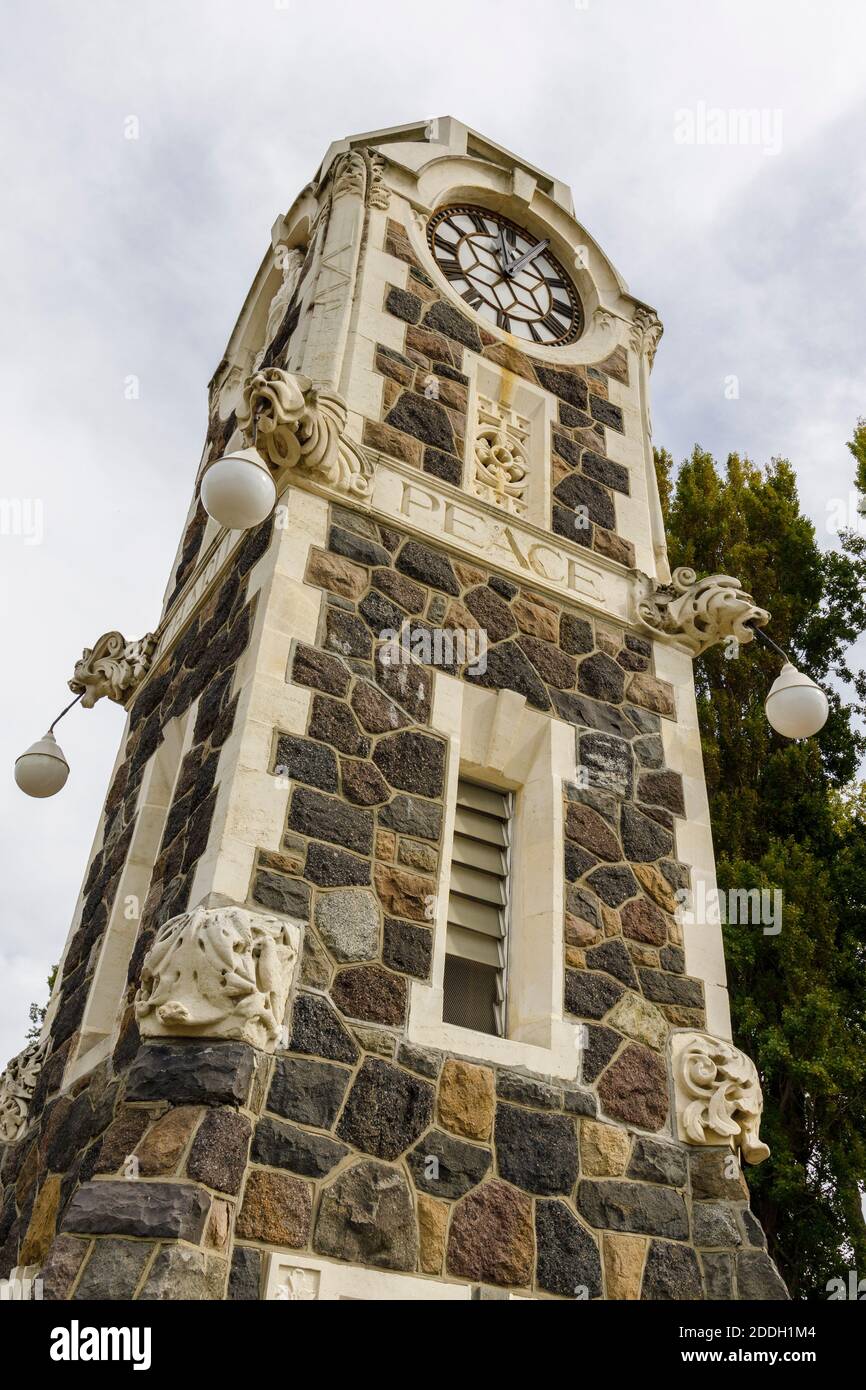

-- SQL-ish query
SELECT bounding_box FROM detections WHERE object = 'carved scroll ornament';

[635,567,769,656]
[237,367,372,496]
[672,1031,769,1165]
[69,631,157,708]
[134,905,301,1052]
[0,1040,47,1144]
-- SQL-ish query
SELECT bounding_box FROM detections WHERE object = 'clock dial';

[427,205,583,346]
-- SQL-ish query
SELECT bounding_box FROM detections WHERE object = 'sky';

[1,0,865,1064]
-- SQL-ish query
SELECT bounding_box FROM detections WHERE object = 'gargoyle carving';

[635,567,769,655]
[69,632,157,708]
[134,904,301,1052]
[671,1031,770,1165]
[236,367,372,496]
[0,1040,46,1144]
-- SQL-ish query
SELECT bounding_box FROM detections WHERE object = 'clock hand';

[506,237,550,277]
[496,228,514,276]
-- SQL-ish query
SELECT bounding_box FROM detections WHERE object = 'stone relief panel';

[134,904,301,1051]
[671,1030,770,1164]
[0,1040,46,1144]
[473,394,529,517]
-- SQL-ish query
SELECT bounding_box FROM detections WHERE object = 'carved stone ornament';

[236,367,372,496]
[134,904,301,1052]
[629,305,663,369]
[0,1040,46,1144]
[635,567,769,656]
[69,631,157,708]
[671,1031,770,1165]
[330,147,390,209]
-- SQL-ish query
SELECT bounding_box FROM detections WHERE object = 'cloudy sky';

[1,0,864,1064]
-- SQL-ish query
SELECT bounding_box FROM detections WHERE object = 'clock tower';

[0,119,787,1301]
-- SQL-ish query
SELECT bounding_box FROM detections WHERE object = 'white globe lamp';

[200,447,276,531]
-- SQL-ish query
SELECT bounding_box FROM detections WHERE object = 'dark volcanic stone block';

[304,842,371,887]
[641,1239,702,1299]
[289,993,360,1064]
[275,735,338,792]
[407,1128,491,1199]
[252,1116,348,1179]
[535,1199,602,1299]
[126,1041,254,1107]
[62,1181,211,1242]
[267,1056,351,1129]
[565,969,624,1020]
[378,794,442,841]
[577,1180,688,1240]
[228,1246,261,1301]
[288,786,373,855]
[337,1058,434,1160]
[494,1104,578,1196]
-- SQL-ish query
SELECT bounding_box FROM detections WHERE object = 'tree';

[26,963,57,1041]
[655,440,866,1299]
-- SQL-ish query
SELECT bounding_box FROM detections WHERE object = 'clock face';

[427,205,583,346]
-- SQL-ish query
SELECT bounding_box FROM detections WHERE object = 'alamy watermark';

[674,103,783,157]
[0,498,43,545]
[377,625,488,676]
[676,882,782,936]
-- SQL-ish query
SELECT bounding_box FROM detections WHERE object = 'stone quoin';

[0,118,784,1301]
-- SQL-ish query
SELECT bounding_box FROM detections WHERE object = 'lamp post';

[14,692,83,798]
[750,627,830,739]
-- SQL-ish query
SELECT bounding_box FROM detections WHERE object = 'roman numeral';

[462,287,483,309]
[438,256,463,280]
[468,212,488,233]
[496,310,511,332]
[542,314,565,338]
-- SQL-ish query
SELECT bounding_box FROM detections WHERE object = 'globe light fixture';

[200,446,276,531]
[764,662,830,740]
[14,693,82,798]
[751,628,829,739]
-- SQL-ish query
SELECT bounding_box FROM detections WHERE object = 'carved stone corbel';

[0,1039,47,1144]
[236,366,372,496]
[634,567,769,655]
[134,904,301,1052]
[629,305,663,369]
[69,631,157,708]
[671,1031,769,1165]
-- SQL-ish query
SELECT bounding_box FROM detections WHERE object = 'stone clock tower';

[0,119,788,1301]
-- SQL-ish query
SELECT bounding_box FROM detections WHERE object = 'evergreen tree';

[655,440,866,1299]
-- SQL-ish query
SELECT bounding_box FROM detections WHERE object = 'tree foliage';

[655,440,866,1299]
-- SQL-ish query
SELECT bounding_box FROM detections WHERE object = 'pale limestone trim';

[264,1251,472,1301]
[408,679,581,1078]
[653,644,732,1041]
[64,709,195,1087]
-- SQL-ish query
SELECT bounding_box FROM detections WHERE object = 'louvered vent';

[443,779,512,1037]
